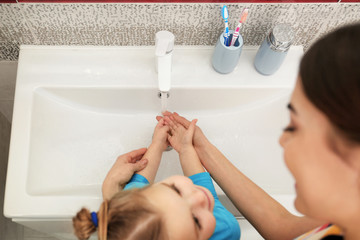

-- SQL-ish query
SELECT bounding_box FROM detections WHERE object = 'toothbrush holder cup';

[212,30,244,74]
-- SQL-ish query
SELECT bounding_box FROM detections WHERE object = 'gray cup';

[212,30,243,74]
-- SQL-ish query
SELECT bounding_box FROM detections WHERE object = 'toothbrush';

[230,8,249,47]
[221,5,230,46]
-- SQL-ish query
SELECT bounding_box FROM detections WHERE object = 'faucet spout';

[155,31,175,92]
[157,53,172,92]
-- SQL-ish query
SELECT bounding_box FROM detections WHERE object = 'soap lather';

[254,23,295,75]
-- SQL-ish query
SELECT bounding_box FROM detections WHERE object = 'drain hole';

[158,91,170,99]
[164,145,173,151]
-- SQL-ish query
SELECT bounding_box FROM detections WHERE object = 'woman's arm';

[197,141,322,240]
[163,113,323,240]
[102,148,148,200]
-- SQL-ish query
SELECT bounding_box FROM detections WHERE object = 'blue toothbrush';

[222,5,230,46]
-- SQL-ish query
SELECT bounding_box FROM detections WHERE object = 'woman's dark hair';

[300,23,360,143]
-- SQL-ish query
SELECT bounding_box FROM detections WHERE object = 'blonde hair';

[73,187,166,240]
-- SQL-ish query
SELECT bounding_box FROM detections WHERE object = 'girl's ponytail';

[73,208,97,240]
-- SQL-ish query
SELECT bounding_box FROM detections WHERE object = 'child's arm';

[135,118,169,183]
[164,116,204,176]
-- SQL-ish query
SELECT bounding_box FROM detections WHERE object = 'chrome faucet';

[155,31,175,96]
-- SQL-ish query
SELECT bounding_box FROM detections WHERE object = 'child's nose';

[188,189,208,209]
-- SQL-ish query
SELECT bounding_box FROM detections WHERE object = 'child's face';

[143,175,216,240]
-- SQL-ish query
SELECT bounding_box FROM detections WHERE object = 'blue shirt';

[124,172,241,240]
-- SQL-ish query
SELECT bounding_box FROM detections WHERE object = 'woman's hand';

[157,112,210,151]
[102,148,148,200]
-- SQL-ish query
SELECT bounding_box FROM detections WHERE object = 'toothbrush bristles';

[240,8,249,23]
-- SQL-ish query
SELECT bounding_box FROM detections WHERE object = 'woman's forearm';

[195,142,322,240]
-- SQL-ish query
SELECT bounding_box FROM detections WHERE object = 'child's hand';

[152,118,170,151]
[156,112,209,152]
[164,116,198,153]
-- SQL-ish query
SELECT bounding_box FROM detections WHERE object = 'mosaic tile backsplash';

[0,3,359,61]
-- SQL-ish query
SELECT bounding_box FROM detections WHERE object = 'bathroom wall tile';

[17,3,222,46]
[0,100,14,122]
[16,0,340,2]
[1,3,360,61]
[0,43,20,61]
[0,113,10,174]
[0,112,11,240]
[15,3,357,47]
[0,4,37,60]
[0,61,17,122]
[0,4,37,44]
[0,61,17,101]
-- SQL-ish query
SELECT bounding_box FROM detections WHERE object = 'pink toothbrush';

[230,8,249,47]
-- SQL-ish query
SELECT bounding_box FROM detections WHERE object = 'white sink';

[5,45,303,239]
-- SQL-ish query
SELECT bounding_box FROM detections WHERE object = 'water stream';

[161,92,168,113]
[159,92,173,151]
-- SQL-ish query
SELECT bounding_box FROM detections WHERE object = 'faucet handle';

[155,31,175,56]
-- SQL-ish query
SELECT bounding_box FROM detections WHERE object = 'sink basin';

[28,86,290,197]
[5,45,303,239]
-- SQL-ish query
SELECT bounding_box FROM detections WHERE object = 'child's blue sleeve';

[189,172,241,240]
[123,174,150,190]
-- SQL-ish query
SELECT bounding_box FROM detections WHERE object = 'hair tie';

[91,212,98,228]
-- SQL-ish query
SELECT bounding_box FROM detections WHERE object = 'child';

[73,118,240,240]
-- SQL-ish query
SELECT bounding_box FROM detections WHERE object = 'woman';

[160,23,360,239]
